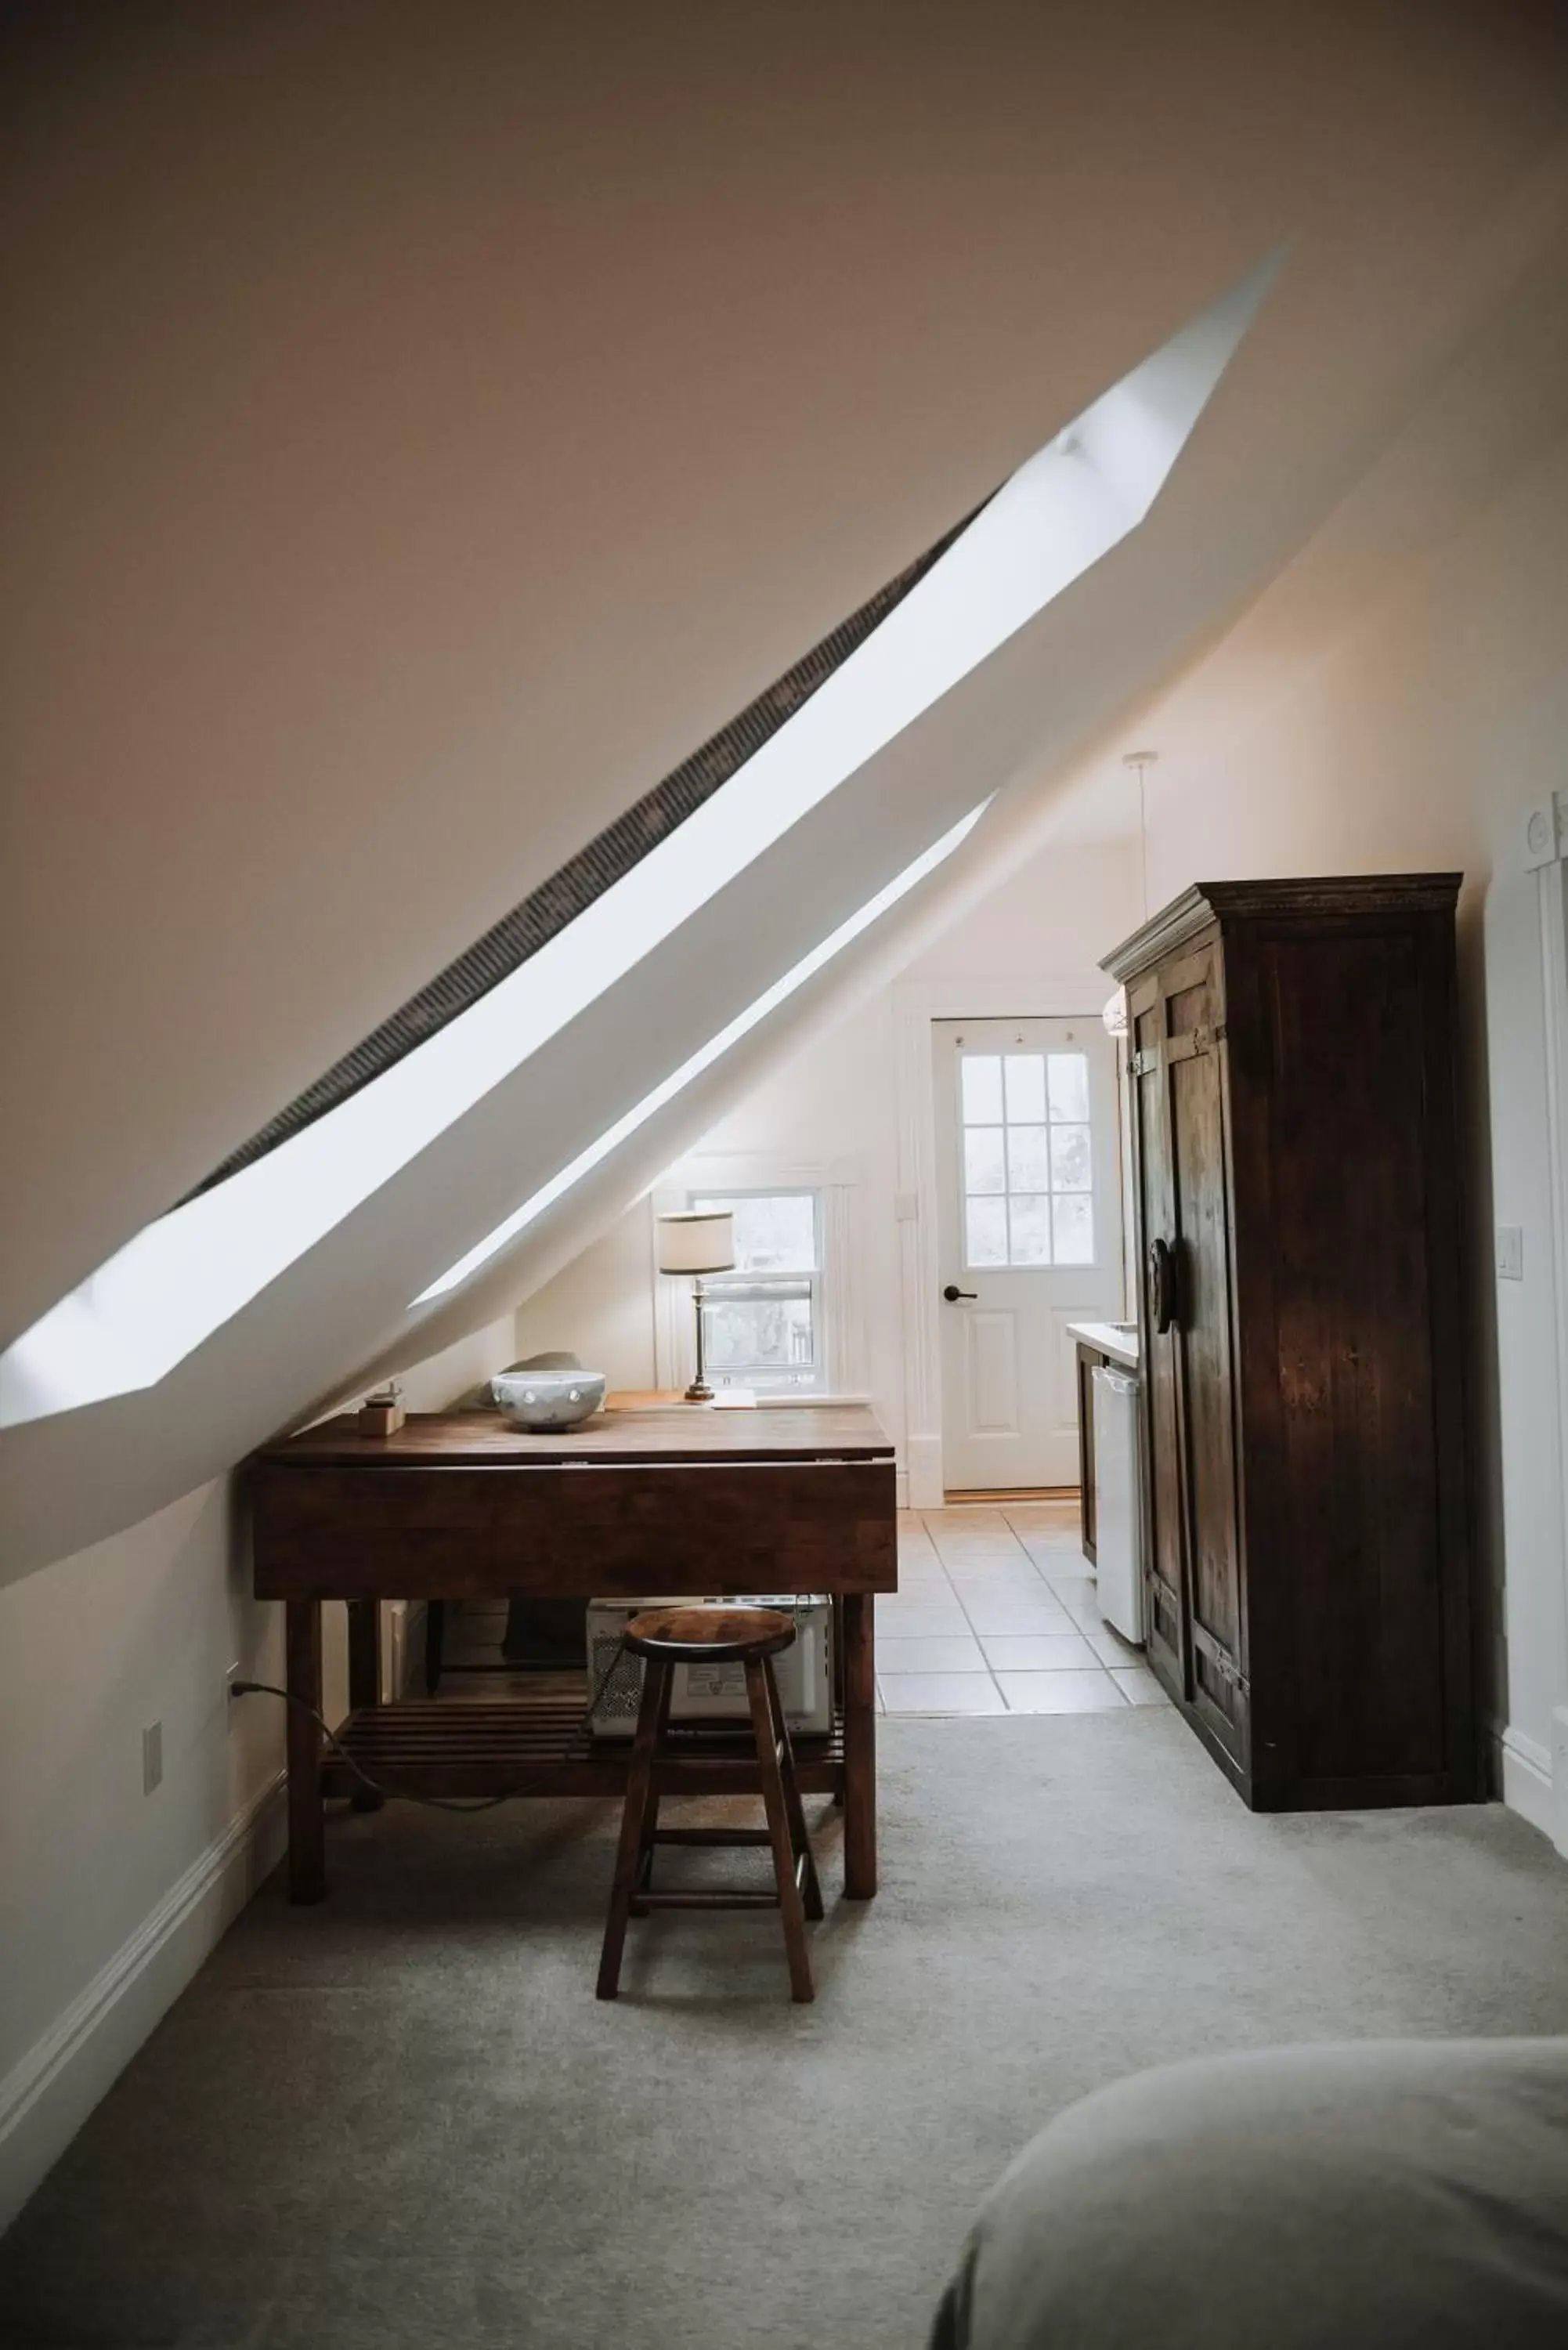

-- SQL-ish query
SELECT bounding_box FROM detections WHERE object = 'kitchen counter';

[1067,1319,1139,1371]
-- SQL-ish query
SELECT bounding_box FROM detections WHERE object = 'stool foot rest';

[652,1827,773,1848]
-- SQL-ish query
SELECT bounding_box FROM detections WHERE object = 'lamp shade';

[656,1209,735,1276]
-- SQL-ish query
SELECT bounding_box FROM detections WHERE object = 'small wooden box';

[357,1396,405,1439]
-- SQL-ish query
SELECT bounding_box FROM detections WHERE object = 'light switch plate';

[1524,792,1568,873]
[1496,1225,1524,1282]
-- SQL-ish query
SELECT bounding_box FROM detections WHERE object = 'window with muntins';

[959,1049,1094,1267]
[688,1190,824,1391]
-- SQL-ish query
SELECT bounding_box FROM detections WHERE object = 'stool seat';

[623,1604,795,1661]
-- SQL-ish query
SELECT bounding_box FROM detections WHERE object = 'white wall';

[514,841,1141,1472]
[0,1313,514,2232]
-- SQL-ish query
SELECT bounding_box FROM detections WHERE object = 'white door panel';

[935,1016,1122,1491]
[968,1311,1021,1433]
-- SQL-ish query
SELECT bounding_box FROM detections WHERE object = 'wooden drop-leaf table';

[248,1401,897,1904]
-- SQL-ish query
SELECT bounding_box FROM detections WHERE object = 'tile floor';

[436,1499,1167,1718]
[881,1500,1168,1715]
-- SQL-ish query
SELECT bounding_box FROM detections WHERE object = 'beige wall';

[6,0,1566,1463]
[0,1313,514,2229]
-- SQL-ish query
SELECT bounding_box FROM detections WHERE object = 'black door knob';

[942,1284,977,1303]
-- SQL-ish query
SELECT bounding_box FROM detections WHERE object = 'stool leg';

[746,1658,815,2003]
[765,1656,824,1923]
[598,1657,671,2000]
[829,1596,847,1808]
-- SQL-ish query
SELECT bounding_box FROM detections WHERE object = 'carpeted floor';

[6,1712,1568,2349]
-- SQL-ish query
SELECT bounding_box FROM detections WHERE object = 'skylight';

[0,256,1276,1431]
[414,800,992,1303]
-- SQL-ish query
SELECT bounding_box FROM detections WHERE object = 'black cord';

[231,1635,630,1815]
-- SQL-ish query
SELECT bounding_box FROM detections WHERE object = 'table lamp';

[656,1210,735,1401]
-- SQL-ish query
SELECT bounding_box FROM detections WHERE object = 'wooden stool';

[596,1605,825,2003]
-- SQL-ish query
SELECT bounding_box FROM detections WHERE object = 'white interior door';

[934,1016,1122,1491]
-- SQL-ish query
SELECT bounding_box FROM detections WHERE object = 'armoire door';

[1128,975,1186,1688]
[1132,940,1247,1770]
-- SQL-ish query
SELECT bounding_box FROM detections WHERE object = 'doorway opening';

[931,1016,1122,1496]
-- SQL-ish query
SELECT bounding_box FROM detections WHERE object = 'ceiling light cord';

[1122,749,1158,923]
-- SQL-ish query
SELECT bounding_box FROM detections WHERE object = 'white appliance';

[586,1596,834,1737]
[1090,1365,1145,1645]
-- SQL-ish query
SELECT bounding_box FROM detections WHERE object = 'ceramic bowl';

[490,1368,607,1431]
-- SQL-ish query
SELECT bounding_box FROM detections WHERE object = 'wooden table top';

[257,1401,894,1469]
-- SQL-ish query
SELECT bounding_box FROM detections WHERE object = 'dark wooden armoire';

[1101,875,1476,1811]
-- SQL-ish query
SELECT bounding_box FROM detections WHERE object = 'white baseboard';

[1500,1723,1555,1844]
[905,1432,944,1511]
[0,1770,287,2236]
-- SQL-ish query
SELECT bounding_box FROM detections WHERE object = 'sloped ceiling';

[4,1,1568,1577]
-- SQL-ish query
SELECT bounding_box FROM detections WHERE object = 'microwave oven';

[586,1596,834,1738]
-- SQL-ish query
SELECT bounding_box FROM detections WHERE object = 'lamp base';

[681,1378,714,1404]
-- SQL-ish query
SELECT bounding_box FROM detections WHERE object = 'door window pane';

[956,1036,1098,1269]
[1003,1054,1046,1123]
[966,1196,1008,1265]
[1006,1124,1050,1191]
[1049,1123,1093,1192]
[1046,1052,1089,1123]
[961,1055,1003,1124]
[1053,1195,1094,1264]
[964,1127,1006,1194]
[1009,1195,1053,1264]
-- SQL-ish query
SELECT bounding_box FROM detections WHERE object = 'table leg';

[841,1591,876,1899]
[285,1599,327,1904]
[346,1600,385,1813]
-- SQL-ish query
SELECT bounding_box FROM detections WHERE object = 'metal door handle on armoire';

[1147,1238,1179,1335]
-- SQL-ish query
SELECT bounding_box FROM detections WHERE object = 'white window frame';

[651,1153,865,1402]
[685,1186,824,1395]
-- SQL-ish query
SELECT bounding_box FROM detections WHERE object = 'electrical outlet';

[1496,1225,1524,1282]
[142,1720,163,1795]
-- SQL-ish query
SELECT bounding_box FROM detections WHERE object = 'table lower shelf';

[320,1690,847,1801]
